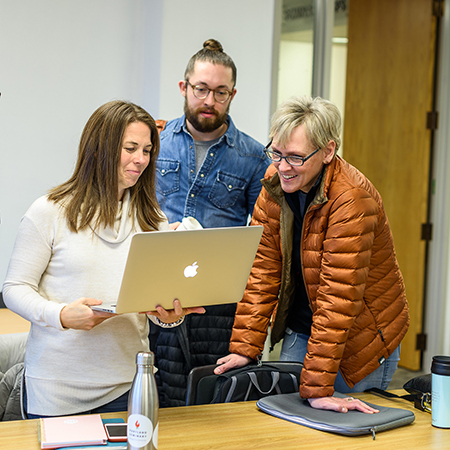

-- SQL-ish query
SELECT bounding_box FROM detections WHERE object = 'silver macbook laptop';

[91,225,263,314]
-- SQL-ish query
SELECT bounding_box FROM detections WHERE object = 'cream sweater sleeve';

[3,198,66,330]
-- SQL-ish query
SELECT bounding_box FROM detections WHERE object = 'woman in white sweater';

[2,100,203,419]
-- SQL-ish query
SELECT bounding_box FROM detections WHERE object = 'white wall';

[0,0,278,286]
[157,0,277,145]
[0,0,160,285]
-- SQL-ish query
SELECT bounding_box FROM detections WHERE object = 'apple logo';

[184,261,199,278]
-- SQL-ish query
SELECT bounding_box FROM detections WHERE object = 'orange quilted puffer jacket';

[229,156,410,398]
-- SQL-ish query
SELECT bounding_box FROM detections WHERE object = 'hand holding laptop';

[144,298,205,324]
[63,297,204,331]
[91,226,263,314]
[61,297,116,330]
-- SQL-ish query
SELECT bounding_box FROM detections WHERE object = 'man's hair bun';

[203,39,223,52]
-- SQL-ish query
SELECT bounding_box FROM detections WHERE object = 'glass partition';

[277,0,348,154]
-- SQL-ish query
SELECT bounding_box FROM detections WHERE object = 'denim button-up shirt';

[156,115,269,228]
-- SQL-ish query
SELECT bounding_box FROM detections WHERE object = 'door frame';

[424,0,450,370]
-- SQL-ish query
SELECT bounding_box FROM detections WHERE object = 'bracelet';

[151,315,185,328]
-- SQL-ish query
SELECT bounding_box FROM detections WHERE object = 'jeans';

[24,384,129,420]
[279,328,401,393]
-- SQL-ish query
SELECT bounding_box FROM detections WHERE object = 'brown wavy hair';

[48,100,165,232]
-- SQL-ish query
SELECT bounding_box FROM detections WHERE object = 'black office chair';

[185,361,303,406]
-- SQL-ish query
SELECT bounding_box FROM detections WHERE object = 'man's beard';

[184,98,230,134]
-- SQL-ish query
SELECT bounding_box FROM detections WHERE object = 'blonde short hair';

[269,96,341,152]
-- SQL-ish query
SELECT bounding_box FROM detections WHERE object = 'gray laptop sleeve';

[256,392,415,439]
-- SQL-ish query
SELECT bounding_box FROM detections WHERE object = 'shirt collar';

[177,114,237,147]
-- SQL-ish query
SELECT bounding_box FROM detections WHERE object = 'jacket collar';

[262,156,339,208]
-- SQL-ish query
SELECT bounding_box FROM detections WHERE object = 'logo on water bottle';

[128,414,153,447]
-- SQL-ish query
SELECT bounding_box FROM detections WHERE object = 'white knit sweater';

[2,192,169,416]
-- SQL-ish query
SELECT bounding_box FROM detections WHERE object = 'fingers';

[214,361,232,374]
[173,299,183,316]
[308,396,379,414]
[343,396,379,414]
[60,298,115,330]
[214,355,233,374]
[81,297,103,306]
[154,305,171,320]
[145,299,206,323]
[172,299,205,316]
[183,306,206,315]
[216,355,229,365]
[214,354,252,375]
[147,299,187,324]
[349,398,379,414]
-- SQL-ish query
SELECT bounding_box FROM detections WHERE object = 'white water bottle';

[431,355,450,428]
[127,352,159,449]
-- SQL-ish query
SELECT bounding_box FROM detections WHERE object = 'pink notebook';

[39,414,107,449]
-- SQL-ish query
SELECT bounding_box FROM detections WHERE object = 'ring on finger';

[347,397,354,402]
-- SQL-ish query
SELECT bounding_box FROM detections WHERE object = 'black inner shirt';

[285,169,324,335]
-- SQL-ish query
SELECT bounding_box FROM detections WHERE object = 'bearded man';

[156,38,268,228]
[151,39,268,407]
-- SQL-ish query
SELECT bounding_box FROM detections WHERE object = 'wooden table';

[0,390,448,449]
[0,308,30,334]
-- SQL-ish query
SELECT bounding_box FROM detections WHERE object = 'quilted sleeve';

[229,190,282,360]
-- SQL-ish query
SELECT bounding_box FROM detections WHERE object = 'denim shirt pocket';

[156,159,180,195]
[209,171,247,209]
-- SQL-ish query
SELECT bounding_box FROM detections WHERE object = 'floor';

[388,366,428,390]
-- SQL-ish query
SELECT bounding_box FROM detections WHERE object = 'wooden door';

[343,0,438,370]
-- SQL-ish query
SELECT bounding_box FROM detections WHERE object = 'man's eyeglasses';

[264,141,320,167]
[186,80,233,103]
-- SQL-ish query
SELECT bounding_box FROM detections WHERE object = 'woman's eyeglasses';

[264,142,320,167]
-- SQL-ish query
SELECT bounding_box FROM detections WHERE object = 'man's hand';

[60,298,115,330]
[145,298,205,323]
[308,396,380,414]
[214,353,253,374]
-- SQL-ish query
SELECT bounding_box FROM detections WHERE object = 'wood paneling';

[344,0,436,369]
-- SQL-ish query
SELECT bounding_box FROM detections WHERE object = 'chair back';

[186,361,303,406]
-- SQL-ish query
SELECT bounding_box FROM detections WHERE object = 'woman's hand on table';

[308,395,380,414]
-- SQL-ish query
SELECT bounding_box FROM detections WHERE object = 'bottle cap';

[136,351,155,366]
[431,355,450,376]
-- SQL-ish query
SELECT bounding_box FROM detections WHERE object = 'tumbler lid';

[136,351,155,366]
[431,355,450,376]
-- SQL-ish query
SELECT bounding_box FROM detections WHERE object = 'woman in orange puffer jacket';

[215,96,409,414]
